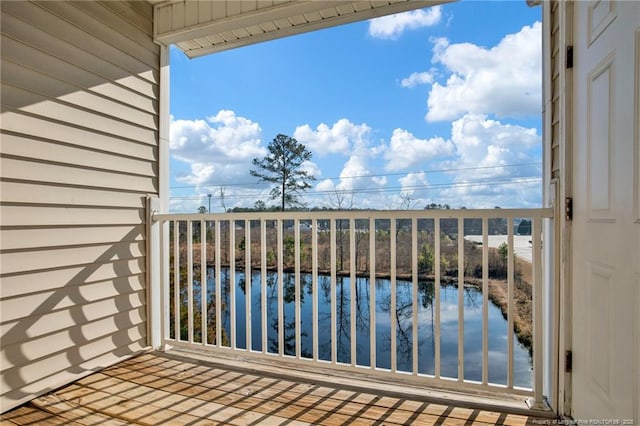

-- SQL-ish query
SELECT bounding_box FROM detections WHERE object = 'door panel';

[571,0,639,420]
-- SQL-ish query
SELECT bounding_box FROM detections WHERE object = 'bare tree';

[325,189,355,271]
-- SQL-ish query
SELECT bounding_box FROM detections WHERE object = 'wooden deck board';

[2,351,556,425]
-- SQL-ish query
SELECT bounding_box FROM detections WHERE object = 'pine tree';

[250,134,315,211]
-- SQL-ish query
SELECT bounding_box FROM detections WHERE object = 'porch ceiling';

[151,1,450,58]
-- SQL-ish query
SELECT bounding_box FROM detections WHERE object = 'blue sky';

[169,1,542,212]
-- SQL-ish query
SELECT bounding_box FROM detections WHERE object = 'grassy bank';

[175,230,534,353]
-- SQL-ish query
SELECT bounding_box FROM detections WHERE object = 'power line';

[168,161,542,190]
[170,176,542,201]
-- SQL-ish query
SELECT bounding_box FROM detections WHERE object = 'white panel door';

[571,0,639,420]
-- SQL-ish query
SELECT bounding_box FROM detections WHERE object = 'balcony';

[3,351,555,425]
[2,207,557,423]
[144,207,554,415]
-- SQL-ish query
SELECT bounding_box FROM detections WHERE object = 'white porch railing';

[151,208,553,409]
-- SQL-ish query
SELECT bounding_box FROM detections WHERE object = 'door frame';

[554,0,574,418]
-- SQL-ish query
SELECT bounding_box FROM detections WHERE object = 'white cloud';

[301,160,321,179]
[293,119,371,156]
[369,6,442,40]
[426,22,542,122]
[450,114,540,174]
[399,172,429,196]
[170,110,266,187]
[337,155,372,192]
[169,196,203,214]
[316,178,336,193]
[437,178,542,209]
[400,71,434,88]
[384,128,455,171]
[435,114,542,208]
[314,138,388,208]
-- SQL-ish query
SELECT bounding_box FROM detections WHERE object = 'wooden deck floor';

[2,352,556,425]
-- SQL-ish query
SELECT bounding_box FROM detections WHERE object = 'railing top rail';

[153,207,553,222]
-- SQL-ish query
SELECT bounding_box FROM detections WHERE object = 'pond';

[192,268,532,388]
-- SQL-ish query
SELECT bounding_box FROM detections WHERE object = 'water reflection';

[204,268,532,388]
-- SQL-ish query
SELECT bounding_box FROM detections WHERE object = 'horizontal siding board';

[1,134,156,177]
[551,2,559,30]
[0,0,157,411]
[0,182,148,210]
[89,81,158,116]
[1,241,145,275]
[101,0,153,35]
[1,295,145,349]
[552,146,560,173]
[1,1,158,84]
[0,259,145,298]
[550,1,560,176]
[0,206,144,227]
[1,85,157,146]
[1,113,157,161]
[2,315,146,371]
[1,342,146,410]
[72,2,158,54]
[1,61,157,130]
[551,50,559,77]
[0,14,157,99]
[1,37,157,114]
[1,326,146,389]
[0,225,145,251]
[34,1,159,70]
[0,306,145,369]
[0,157,157,194]
[1,274,146,323]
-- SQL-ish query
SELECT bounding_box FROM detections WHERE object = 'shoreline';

[200,261,534,353]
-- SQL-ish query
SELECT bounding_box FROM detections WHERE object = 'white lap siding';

[0,1,159,412]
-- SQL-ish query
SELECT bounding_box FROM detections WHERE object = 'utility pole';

[207,193,211,213]
[219,187,226,212]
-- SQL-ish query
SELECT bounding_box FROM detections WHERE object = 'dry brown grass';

[487,278,533,353]
[177,230,534,353]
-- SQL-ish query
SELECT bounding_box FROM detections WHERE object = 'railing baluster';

[277,219,284,356]
[261,220,267,354]
[482,217,489,385]
[390,218,397,373]
[230,219,236,350]
[161,219,169,345]
[173,220,180,341]
[215,220,221,347]
[330,218,337,364]
[369,218,376,370]
[245,219,251,352]
[507,218,514,388]
[434,219,441,379]
[412,217,418,375]
[201,219,207,345]
[295,219,301,359]
[350,218,356,367]
[531,217,545,408]
[458,217,464,381]
[312,218,318,362]
[187,220,194,343]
